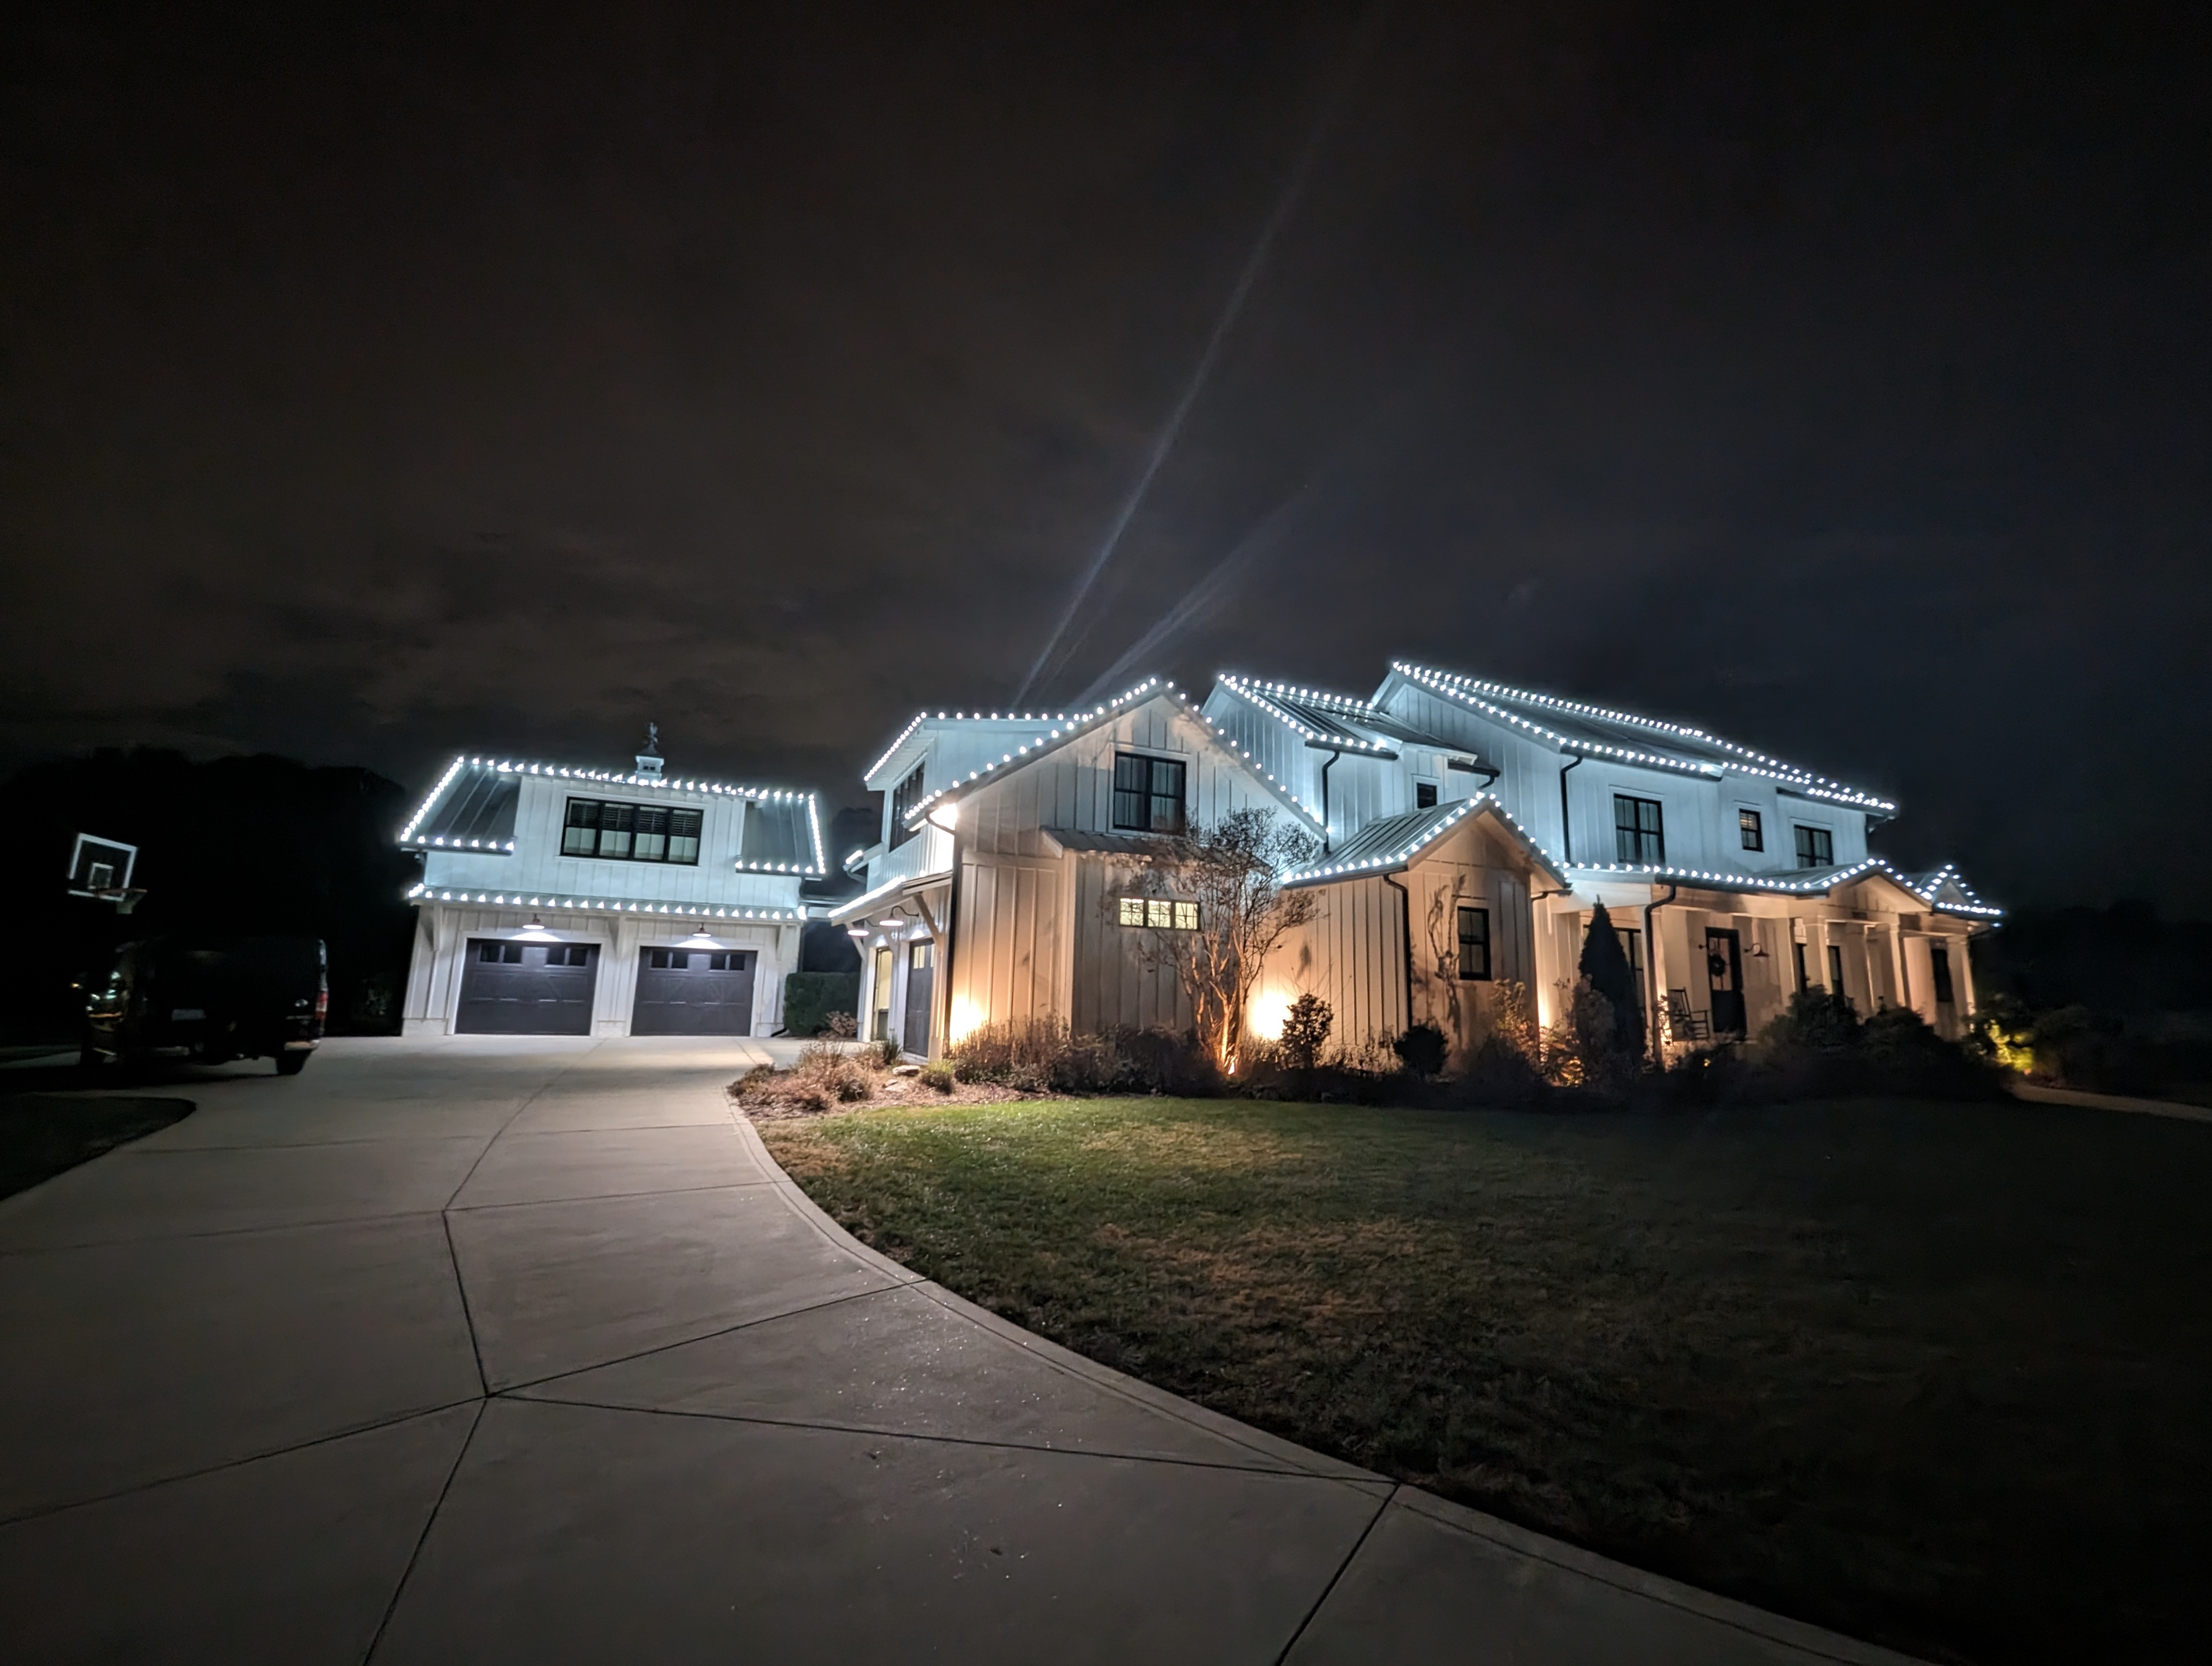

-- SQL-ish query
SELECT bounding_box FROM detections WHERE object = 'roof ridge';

[1388,662,1895,814]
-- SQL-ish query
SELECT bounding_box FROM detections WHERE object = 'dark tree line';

[1,749,421,1041]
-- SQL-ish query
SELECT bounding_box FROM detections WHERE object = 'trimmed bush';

[782,972,859,1039]
[1393,1022,1449,1078]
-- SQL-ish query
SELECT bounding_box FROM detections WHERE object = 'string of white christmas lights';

[1391,662,1897,812]
[403,883,800,921]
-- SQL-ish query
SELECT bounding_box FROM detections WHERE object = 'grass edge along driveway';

[759,1094,2212,1666]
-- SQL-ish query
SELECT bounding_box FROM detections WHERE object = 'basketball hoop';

[68,834,144,912]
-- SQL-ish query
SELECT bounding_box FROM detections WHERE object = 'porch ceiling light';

[512,914,559,941]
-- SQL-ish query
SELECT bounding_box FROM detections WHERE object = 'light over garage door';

[632,947,755,1036]
[455,939,599,1035]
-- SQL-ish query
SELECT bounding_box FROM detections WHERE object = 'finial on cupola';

[636,720,664,779]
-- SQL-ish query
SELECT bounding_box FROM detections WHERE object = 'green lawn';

[760,1095,2212,1665]
[1,1094,192,1200]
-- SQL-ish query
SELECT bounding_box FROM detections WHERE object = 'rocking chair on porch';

[1664,989,1712,1044]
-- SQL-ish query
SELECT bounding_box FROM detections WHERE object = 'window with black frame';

[562,798,702,864]
[1739,808,1764,851]
[1794,824,1835,868]
[1613,794,1664,864]
[889,764,925,849]
[1457,906,1491,980]
[1112,753,1187,833]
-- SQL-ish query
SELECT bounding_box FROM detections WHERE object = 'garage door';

[632,947,755,1036]
[455,939,599,1035]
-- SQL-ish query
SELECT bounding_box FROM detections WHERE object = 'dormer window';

[562,798,701,864]
[1416,781,1439,809]
[1113,753,1187,834]
[1794,824,1834,868]
[1613,794,1664,864]
[1738,808,1764,851]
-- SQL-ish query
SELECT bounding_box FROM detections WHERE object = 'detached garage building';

[397,742,824,1038]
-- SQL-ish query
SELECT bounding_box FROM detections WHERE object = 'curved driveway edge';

[0,1037,1925,1664]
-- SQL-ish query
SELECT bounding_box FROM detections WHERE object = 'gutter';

[1642,882,1679,1064]
[1319,747,1342,854]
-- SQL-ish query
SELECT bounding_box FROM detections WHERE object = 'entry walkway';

[1,1038,1919,1663]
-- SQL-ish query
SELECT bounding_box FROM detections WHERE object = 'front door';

[1705,928,1746,1037]
[631,947,755,1036]
[902,940,935,1055]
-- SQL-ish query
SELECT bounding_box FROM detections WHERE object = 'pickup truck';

[83,935,327,1075]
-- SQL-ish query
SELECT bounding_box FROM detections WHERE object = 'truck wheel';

[275,1052,310,1077]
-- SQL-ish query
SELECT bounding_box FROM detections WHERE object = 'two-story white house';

[839,664,1998,1067]
[1214,662,1998,1055]
[831,677,1564,1063]
[397,744,825,1037]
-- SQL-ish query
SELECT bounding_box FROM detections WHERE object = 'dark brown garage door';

[455,939,599,1035]
[631,947,755,1036]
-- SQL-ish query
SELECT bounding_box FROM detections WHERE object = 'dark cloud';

[3,1,2208,907]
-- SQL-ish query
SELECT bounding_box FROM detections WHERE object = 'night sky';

[5,3,2208,908]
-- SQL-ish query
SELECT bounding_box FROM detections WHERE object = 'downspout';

[1558,754,1584,865]
[1381,870,1416,1037]
[931,821,964,1062]
[1319,747,1342,854]
[1642,883,1679,1065]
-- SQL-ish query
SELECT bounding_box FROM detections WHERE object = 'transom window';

[646,948,744,971]
[1613,794,1665,864]
[1794,824,1835,868]
[1112,753,1187,834]
[1117,896,1199,931]
[889,764,925,849]
[563,798,702,864]
[1457,906,1490,980]
[1738,808,1764,851]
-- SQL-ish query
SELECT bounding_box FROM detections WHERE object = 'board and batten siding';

[938,693,1321,1041]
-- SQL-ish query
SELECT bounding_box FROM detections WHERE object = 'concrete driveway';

[0,1037,1917,1664]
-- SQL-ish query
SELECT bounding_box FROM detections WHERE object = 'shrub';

[919,1062,955,1093]
[782,972,860,1039]
[1762,989,1862,1052]
[1719,994,2007,1103]
[1279,994,1334,1071]
[1393,1022,1449,1078]
[788,1040,874,1108]
[872,1036,902,1068]
[1455,1032,1544,1106]
[947,1017,1222,1096]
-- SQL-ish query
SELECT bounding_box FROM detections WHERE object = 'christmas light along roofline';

[403,883,800,921]
[893,677,1329,833]
[1283,793,1565,886]
[1391,662,1898,813]
[397,754,826,873]
[1214,674,1393,753]
[1567,856,2003,917]
[863,705,1090,785]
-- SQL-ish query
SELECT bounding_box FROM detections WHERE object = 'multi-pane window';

[1111,753,1187,834]
[1739,808,1764,851]
[1613,795,1664,864]
[1794,824,1835,868]
[889,764,925,849]
[563,798,702,864]
[1416,781,1439,809]
[545,945,590,967]
[1117,896,1198,930]
[1456,906,1491,980]
[479,941,523,964]
[646,948,742,970]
